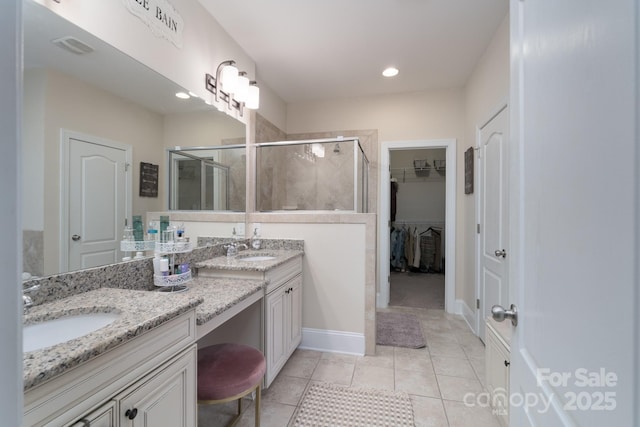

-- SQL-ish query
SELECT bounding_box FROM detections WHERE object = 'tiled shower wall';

[254,114,379,213]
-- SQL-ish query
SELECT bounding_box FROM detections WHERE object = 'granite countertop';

[23,288,203,391]
[194,249,303,272]
[183,277,266,325]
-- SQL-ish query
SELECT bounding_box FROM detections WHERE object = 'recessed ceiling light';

[382,67,399,77]
[188,91,199,98]
[175,92,190,99]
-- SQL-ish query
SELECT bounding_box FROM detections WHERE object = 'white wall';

[391,148,446,223]
[22,69,45,230]
[461,15,510,313]
[34,0,255,117]
[33,69,165,274]
[1,0,23,423]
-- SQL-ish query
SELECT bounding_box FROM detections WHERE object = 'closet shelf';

[390,166,446,182]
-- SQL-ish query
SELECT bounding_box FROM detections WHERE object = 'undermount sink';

[237,255,277,262]
[24,312,121,352]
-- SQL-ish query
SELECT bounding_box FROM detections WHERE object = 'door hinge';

[124,218,128,226]
[476,299,480,309]
[477,224,481,234]
[125,162,130,172]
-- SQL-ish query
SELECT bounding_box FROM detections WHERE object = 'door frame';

[59,129,132,272]
[378,139,457,313]
[475,101,508,339]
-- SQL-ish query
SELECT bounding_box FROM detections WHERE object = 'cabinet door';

[265,285,288,386]
[484,326,509,426]
[118,345,196,427]
[287,275,303,355]
[68,401,116,427]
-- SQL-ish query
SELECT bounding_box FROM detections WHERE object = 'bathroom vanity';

[22,247,303,425]
[196,250,303,387]
[23,289,201,426]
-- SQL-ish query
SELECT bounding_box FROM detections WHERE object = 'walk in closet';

[389,148,446,309]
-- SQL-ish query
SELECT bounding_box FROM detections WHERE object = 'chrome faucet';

[22,284,39,314]
[225,242,248,257]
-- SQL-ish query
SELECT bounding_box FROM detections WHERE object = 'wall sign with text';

[124,0,184,48]
[139,162,159,197]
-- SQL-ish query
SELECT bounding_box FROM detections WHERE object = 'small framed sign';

[139,162,159,197]
[464,147,474,194]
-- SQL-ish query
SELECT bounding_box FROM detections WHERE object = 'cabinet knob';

[504,360,510,367]
[125,408,138,420]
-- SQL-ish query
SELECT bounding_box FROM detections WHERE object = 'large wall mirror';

[22,0,246,277]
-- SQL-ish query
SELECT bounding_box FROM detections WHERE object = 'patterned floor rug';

[291,382,414,427]
[376,311,426,348]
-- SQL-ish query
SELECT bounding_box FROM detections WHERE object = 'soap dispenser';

[251,228,262,250]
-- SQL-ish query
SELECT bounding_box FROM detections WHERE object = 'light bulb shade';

[234,73,250,102]
[246,83,260,109]
[220,64,239,94]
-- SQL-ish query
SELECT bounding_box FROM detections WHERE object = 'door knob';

[494,249,506,258]
[72,234,81,241]
[491,304,518,326]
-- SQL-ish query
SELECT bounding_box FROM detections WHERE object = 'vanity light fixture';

[382,67,399,77]
[234,72,250,103]
[246,81,260,110]
[204,60,260,115]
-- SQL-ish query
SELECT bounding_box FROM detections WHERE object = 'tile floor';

[198,305,502,427]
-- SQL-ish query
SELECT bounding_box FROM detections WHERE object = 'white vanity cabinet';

[116,345,196,426]
[262,256,303,387]
[25,310,197,427]
[197,254,303,388]
[69,401,116,427]
[265,273,302,387]
[485,318,511,427]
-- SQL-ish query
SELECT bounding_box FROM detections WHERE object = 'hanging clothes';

[390,179,398,222]
[412,228,421,269]
[404,227,414,268]
[390,227,406,270]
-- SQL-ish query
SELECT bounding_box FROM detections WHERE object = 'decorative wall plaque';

[139,162,159,197]
[124,0,184,48]
[465,147,474,195]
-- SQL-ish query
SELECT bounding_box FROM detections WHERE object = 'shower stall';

[255,137,369,212]
[168,145,246,211]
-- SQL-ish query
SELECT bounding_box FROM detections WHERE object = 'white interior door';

[508,0,638,425]
[66,135,129,271]
[478,106,509,342]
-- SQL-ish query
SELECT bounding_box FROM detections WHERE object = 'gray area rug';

[291,382,414,427]
[376,312,426,348]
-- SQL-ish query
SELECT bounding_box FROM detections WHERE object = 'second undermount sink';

[237,255,277,262]
[24,312,121,353]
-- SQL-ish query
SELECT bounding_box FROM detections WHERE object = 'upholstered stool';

[197,343,266,427]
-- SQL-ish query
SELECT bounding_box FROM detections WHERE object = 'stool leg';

[255,383,261,427]
[238,397,242,416]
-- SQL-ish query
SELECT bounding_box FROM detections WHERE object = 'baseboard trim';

[456,299,477,335]
[299,328,365,356]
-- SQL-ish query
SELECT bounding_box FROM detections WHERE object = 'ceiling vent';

[51,36,94,55]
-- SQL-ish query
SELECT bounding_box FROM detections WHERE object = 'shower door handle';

[72,234,81,241]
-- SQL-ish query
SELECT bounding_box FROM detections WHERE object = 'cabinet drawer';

[265,256,302,294]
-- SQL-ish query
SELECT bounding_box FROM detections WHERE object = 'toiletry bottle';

[153,254,161,275]
[160,258,169,276]
[147,221,158,241]
[134,251,145,260]
[251,228,262,250]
